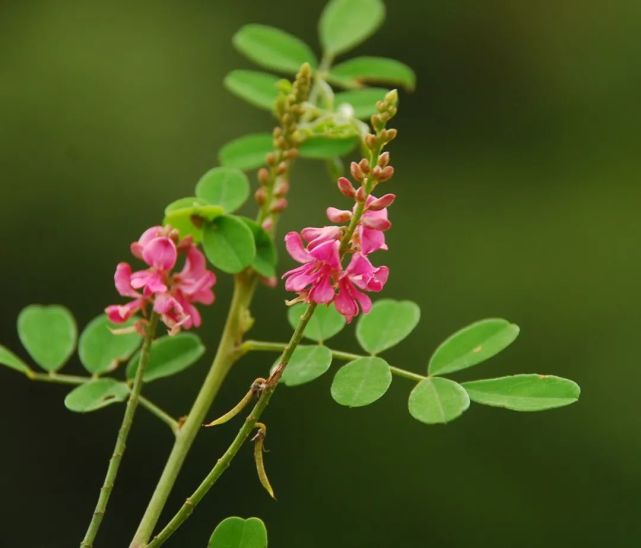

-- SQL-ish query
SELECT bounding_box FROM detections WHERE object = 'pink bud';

[326,207,352,223]
[379,165,395,182]
[368,193,396,211]
[355,186,367,203]
[255,187,267,205]
[274,180,290,197]
[261,218,274,232]
[350,162,364,182]
[337,177,356,198]
[270,198,288,213]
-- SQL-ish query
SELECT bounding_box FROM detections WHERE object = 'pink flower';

[334,253,389,322]
[282,232,341,304]
[106,226,216,334]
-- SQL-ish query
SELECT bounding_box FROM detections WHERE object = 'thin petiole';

[243,340,427,383]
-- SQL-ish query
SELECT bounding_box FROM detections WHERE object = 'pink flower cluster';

[283,174,395,322]
[106,226,216,335]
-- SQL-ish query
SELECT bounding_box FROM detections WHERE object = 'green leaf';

[334,88,389,119]
[330,56,416,91]
[287,303,345,342]
[219,133,273,171]
[299,136,358,158]
[240,218,277,278]
[224,70,281,111]
[462,374,581,412]
[163,197,224,242]
[281,345,333,387]
[78,315,141,375]
[208,516,268,548]
[331,356,392,407]
[203,215,256,274]
[196,167,250,213]
[127,333,205,383]
[319,0,385,56]
[428,319,520,376]
[17,305,77,372]
[0,345,29,374]
[408,377,470,425]
[64,379,130,413]
[233,24,317,73]
[356,299,420,355]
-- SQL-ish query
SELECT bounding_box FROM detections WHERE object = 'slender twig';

[242,340,427,383]
[80,313,159,547]
[139,396,179,434]
[146,304,317,547]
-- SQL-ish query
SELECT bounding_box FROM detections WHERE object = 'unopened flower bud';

[255,187,267,205]
[274,179,290,197]
[284,148,299,160]
[266,153,277,167]
[368,193,396,210]
[261,218,274,232]
[337,176,356,198]
[358,158,370,173]
[379,165,395,182]
[261,275,278,288]
[270,198,288,213]
[350,161,364,182]
[378,151,390,167]
[326,207,352,223]
[365,133,378,150]
[355,186,368,203]
[383,128,398,142]
[277,162,287,175]
[372,165,384,180]
[258,168,270,186]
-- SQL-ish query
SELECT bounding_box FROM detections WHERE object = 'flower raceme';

[283,171,395,323]
[106,226,216,334]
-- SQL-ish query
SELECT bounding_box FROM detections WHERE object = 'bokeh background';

[1,0,640,546]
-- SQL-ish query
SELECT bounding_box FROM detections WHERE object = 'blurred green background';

[1,0,640,546]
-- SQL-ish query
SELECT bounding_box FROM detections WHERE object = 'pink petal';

[130,226,163,259]
[309,240,341,270]
[114,263,140,298]
[142,237,177,270]
[362,216,391,231]
[308,272,335,304]
[359,226,387,255]
[301,226,341,249]
[284,232,310,264]
[105,300,142,323]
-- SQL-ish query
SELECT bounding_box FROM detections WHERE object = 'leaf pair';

[408,319,580,424]
[65,332,205,413]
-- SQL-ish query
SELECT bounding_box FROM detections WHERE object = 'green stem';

[27,371,89,385]
[130,274,256,546]
[80,313,159,548]
[26,371,178,433]
[242,340,427,383]
[139,396,179,434]
[146,304,317,548]
[308,52,334,107]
